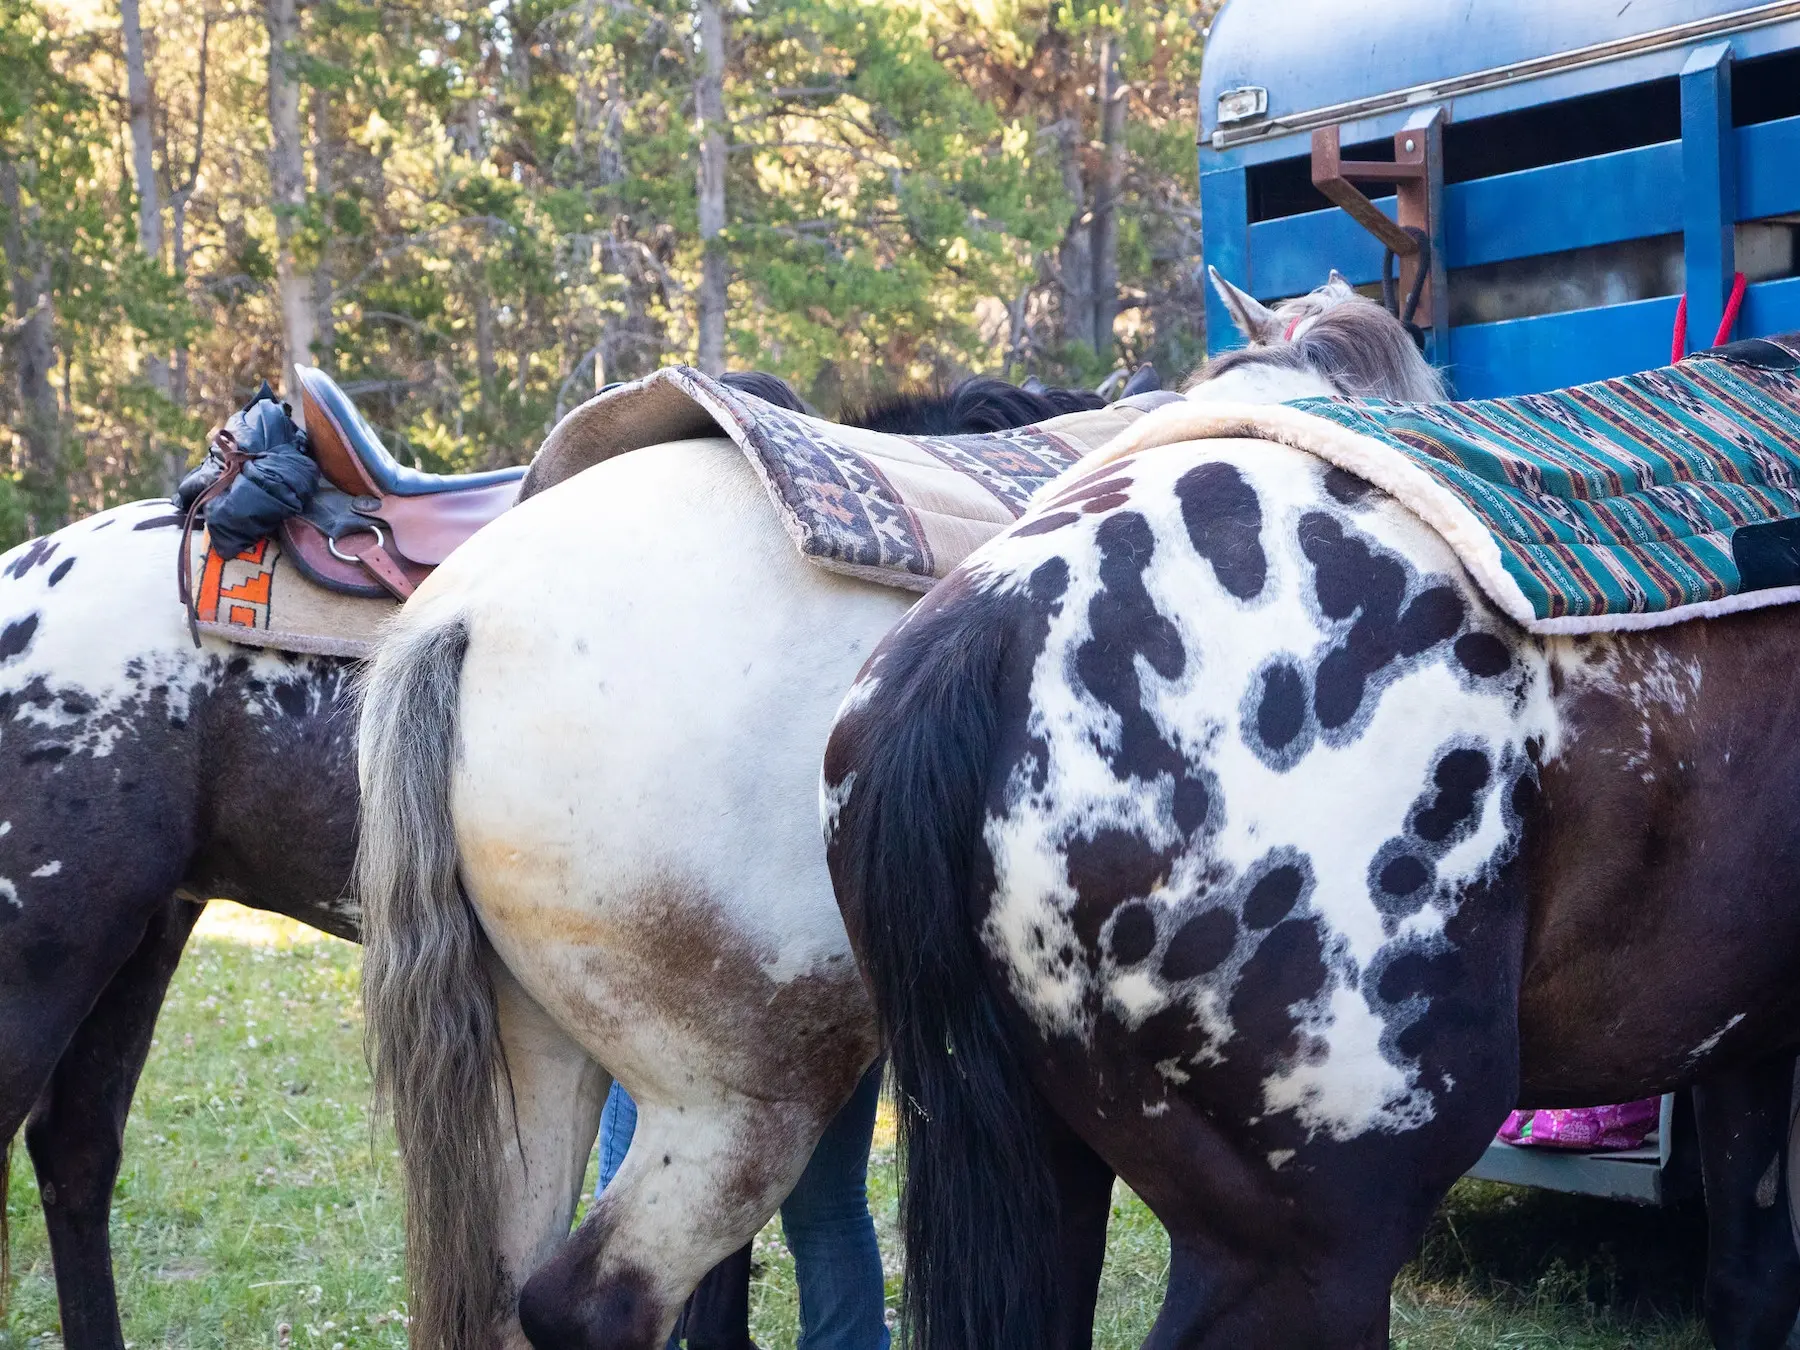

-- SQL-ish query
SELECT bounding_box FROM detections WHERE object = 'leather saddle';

[283,366,524,599]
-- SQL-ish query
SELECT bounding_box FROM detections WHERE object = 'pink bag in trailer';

[1497,1099,1661,1152]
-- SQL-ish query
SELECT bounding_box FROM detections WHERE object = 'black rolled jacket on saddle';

[174,382,319,560]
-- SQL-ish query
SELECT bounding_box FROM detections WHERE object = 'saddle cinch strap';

[285,367,524,601]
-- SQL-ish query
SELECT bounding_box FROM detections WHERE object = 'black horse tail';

[827,598,1060,1350]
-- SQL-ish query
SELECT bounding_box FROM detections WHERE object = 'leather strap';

[347,537,417,599]
[178,429,249,647]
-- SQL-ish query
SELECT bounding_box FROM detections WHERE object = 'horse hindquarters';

[831,441,1553,1348]
[390,441,899,1348]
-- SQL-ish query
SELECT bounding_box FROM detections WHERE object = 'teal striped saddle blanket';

[1288,336,1800,633]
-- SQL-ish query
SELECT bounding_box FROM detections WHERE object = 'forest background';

[0,0,1214,548]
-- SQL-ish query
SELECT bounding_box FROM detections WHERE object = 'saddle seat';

[287,365,524,599]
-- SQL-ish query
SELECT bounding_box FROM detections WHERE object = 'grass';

[1,903,1715,1348]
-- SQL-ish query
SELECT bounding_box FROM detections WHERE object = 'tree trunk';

[120,0,173,481]
[1089,28,1127,359]
[472,271,496,415]
[0,158,65,531]
[598,67,626,188]
[311,83,336,367]
[266,0,315,395]
[1056,108,1094,358]
[694,0,728,376]
[171,16,210,431]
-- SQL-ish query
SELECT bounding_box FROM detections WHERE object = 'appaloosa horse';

[823,355,1800,1346]
[0,370,1105,1350]
[351,279,1424,1350]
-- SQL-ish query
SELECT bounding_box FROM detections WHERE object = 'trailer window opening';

[1245,79,1679,226]
[1732,46,1800,126]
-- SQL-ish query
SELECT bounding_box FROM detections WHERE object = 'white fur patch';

[29,861,59,877]
[1689,1012,1745,1062]
[963,441,1548,1143]
[1185,365,1337,407]
[0,879,16,909]
[0,502,290,759]
[820,771,855,844]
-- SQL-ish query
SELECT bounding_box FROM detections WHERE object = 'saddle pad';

[188,533,394,658]
[526,366,1180,591]
[1082,336,1800,634]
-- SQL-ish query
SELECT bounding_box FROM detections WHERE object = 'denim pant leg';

[597,1080,638,1195]
[780,1062,891,1350]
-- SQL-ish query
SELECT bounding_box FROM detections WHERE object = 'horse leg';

[489,959,609,1345]
[518,1092,830,1350]
[594,1086,754,1350]
[1693,1054,1800,1350]
[1044,1113,1114,1350]
[22,895,201,1350]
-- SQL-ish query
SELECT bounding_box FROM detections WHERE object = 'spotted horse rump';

[827,396,1800,1347]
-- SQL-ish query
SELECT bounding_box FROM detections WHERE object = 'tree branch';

[0,294,50,345]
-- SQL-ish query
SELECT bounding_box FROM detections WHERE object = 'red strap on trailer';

[1672,271,1748,363]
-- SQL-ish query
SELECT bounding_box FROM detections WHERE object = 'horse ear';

[1208,266,1280,344]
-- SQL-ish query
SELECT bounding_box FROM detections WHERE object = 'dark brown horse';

[0,371,1107,1350]
[824,351,1800,1348]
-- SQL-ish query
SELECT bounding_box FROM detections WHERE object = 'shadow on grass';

[1412,1180,1707,1316]
[1389,1178,1713,1349]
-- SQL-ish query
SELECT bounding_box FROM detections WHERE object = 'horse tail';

[355,609,505,1350]
[828,602,1060,1350]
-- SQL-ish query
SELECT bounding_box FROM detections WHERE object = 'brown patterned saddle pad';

[525,366,1179,591]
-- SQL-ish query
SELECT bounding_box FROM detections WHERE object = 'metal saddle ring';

[327,523,387,564]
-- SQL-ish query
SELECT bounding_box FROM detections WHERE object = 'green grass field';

[0,905,1716,1348]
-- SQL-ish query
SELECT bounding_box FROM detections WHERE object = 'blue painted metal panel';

[1447,295,1680,398]
[1447,276,1800,398]
[1201,2,1800,393]
[1207,17,1800,172]
[1740,274,1800,332]
[1199,168,1251,355]
[1447,144,1684,270]
[1251,142,1685,298]
[1199,0,1768,141]
[1736,114,1800,217]
[1680,43,1737,349]
[1249,202,1392,296]
[1244,110,1800,303]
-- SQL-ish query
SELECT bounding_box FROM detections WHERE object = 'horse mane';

[715,369,1104,434]
[1188,296,1448,403]
[719,370,810,413]
[848,377,1104,436]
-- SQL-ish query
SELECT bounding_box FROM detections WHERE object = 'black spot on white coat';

[1176,463,1266,601]
[0,613,40,662]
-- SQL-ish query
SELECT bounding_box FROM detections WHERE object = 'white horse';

[353,278,1437,1350]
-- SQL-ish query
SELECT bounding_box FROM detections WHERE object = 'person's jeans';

[596,1062,891,1350]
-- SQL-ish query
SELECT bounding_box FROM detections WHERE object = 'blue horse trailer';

[1197,0,1800,1204]
[1199,0,1800,399]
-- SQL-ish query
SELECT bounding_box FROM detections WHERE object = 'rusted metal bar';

[1310,109,1451,361]
[1311,125,1420,257]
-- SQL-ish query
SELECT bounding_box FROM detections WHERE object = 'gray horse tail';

[356,610,505,1350]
